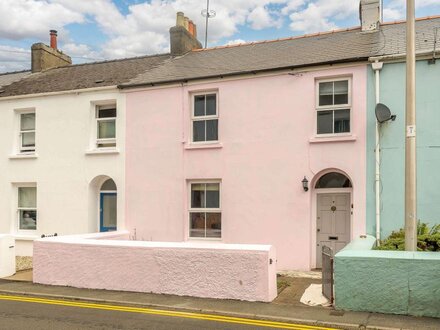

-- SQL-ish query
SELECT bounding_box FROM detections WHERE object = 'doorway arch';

[312,170,352,268]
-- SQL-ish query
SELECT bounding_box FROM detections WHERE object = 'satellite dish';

[375,103,396,123]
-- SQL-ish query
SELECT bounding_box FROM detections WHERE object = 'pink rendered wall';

[125,65,367,270]
[33,236,277,302]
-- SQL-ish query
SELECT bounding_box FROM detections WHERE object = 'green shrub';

[375,221,440,251]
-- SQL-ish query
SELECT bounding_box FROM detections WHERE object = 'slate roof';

[123,28,375,88]
[122,16,440,88]
[0,54,170,97]
[0,70,31,89]
[0,16,439,98]
[376,16,440,56]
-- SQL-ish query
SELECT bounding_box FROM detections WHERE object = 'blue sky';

[0,0,439,72]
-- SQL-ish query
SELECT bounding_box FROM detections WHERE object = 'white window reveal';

[192,93,218,143]
[19,112,36,153]
[18,187,37,231]
[316,79,351,135]
[189,182,221,238]
[96,105,116,148]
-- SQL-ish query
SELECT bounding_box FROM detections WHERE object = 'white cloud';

[56,0,289,58]
[287,0,358,33]
[248,6,281,30]
[281,0,305,15]
[382,0,440,21]
[62,43,104,62]
[0,45,31,72]
[0,0,84,40]
[383,8,404,21]
[226,39,247,45]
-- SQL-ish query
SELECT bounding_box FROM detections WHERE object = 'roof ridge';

[45,52,171,71]
[0,69,31,76]
[381,14,440,26]
[0,53,172,76]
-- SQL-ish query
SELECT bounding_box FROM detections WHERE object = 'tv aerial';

[201,0,216,48]
[375,103,396,123]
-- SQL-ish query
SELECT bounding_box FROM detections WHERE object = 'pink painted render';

[33,232,277,302]
[125,65,367,270]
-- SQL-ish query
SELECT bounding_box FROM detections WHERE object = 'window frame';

[95,103,117,149]
[315,77,352,137]
[15,109,36,154]
[188,180,222,240]
[190,91,219,144]
[16,185,37,232]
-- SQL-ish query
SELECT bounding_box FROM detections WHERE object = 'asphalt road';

[0,294,337,330]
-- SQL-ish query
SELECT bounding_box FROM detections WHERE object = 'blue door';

[100,192,117,232]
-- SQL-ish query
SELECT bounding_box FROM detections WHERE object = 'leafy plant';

[375,221,440,251]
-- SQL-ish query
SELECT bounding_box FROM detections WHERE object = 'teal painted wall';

[335,236,440,318]
[366,60,440,238]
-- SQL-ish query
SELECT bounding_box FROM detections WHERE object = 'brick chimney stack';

[31,30,72,73]
[169,12,202,56]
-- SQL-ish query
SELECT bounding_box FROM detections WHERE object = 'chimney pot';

[193,24,197,38]
[188,20,194,36]
[176,12,184,27]
[184,17,189,30]
[50,29,58,49]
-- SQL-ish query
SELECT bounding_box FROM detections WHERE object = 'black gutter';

[118,56,369,90]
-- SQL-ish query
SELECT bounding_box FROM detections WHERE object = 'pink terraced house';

[119,9,375,270]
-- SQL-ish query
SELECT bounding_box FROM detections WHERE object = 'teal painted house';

[366,33,440,238]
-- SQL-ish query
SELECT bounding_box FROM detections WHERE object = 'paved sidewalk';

[0,272,438,330]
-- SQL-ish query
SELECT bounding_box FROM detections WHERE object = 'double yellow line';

[0,294,337,330]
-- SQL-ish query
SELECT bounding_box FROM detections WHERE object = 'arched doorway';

[99,178,117,232]
[315,172,352,268]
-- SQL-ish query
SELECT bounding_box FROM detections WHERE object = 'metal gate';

[321,245,334,304]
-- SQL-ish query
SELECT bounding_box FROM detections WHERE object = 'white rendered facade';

[0,88,125,256]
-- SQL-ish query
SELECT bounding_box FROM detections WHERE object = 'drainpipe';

[372,60,383,244]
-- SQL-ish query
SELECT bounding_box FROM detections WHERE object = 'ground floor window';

[189,182,221,238]
[18,186,37,230]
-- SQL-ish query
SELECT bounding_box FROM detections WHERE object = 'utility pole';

[405,0,417,251]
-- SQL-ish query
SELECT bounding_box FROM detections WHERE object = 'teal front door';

[100,192,117,232]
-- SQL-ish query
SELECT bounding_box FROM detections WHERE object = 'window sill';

[14,234,39,241]
[9,153,38,159]
[309,134,357,144]
[85,148,120,155]
[188,237,222,242]
[184,143,223,150]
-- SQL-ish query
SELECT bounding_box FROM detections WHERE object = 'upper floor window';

[96,104,116,148]
[19,112,36,153]
[316,78,351,135]
[189,182,221,239]
[18,186,37,231]
[191,93,218,143]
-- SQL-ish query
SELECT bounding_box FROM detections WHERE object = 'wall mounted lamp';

[302,176,309,192]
